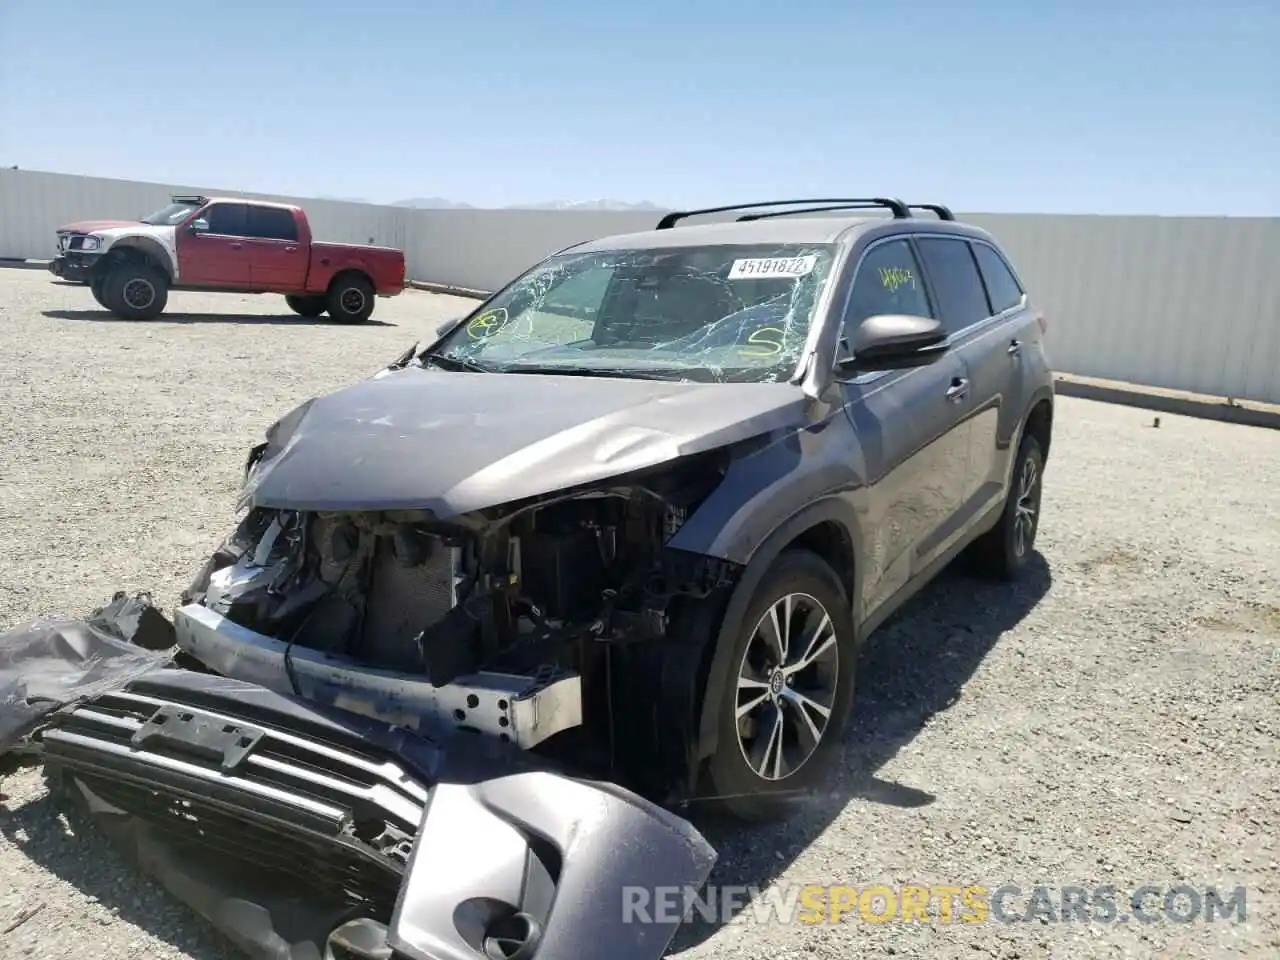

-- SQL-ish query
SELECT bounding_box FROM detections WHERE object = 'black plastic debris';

[88,591,178,651]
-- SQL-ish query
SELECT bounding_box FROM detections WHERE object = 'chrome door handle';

[229,242,243,249]
[284,245,297,252]
[1007,339,1022,356]
[946,378,969,401]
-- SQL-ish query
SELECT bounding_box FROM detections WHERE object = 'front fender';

[666,401,866,565]
[103,234,177,281]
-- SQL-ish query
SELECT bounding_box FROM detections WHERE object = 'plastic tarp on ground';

[0,592,176,750]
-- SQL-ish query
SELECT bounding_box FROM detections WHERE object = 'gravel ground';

[0,268,1276,960]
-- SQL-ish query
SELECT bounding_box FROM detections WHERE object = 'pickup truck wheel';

[103,263,168,321]
[970,433,1044,579]
[326,275,375,324]
[704,549,857,822]
[285,294,327,318]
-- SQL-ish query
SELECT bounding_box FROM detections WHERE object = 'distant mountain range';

[391,197,664,212]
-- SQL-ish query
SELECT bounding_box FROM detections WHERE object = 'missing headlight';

[244,441,268,480]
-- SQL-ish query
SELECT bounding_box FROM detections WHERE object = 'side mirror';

[189,218,209,233]
[835,314,948,377]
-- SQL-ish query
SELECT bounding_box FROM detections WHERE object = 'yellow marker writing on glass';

[738,326,784,358]
[467,308,509,339]
[879,267,914,292]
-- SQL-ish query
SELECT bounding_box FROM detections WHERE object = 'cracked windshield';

[431,243,837,382]
[139,201,201,225]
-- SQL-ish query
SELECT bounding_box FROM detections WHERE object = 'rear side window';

[915,237,992,334]
[248,207,299,242]
[972,242,1024,313]
[843,239,933,334]
[203,203,248,236]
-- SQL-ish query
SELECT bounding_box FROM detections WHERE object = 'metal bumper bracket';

[172,603,583,749]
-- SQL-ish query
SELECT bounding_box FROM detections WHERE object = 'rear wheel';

[326,274,375,324]
[102,262,168,320]
[285,294,327,318]
[704,549,857,822]
[971,433,1044,579]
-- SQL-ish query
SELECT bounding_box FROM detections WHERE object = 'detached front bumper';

[173,602,583,749]
[35,669,716,960]
[49,252,100,282]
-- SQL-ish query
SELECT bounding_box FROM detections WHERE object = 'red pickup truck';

[49,195,406,323]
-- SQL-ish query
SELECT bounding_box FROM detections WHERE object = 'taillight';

[1037,314,1048,335]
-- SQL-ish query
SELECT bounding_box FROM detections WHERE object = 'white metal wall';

[959,214,1280,406]
[2,169,1277,403]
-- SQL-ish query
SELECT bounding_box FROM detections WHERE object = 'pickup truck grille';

[39,679,431,914]
[56,232,92,252]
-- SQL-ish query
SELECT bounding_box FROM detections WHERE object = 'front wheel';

[285,294,327,318]
[326,274,375,324]
[705,549,857,822]
[102,262,168,320]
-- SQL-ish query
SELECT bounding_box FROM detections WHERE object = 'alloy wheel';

[734,592,840,782]
[340,288,366,315]
[122,278,156,310]
[1013,454,1040,557]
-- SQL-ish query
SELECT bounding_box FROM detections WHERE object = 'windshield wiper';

[500,364,689,381]
[419,351,493,373]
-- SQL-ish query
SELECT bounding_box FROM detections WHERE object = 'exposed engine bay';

[176,453,741,789]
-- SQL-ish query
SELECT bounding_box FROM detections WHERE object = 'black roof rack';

[906,203,955,220]
[738,202,893,222]
[171,195,208,204]
[655,197,911,229]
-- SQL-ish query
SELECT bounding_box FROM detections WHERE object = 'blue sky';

[1,0,1275,214]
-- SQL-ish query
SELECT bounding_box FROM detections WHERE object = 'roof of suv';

[572,210,994,253]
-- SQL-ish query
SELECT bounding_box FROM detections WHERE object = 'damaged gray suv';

[177,197,1054,822]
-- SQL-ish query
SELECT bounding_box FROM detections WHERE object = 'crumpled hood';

[242,366,807,515]
[56,219,138,233]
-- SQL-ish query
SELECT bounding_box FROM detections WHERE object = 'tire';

[285,294,327,318]
[102,262,168,320]
[704,549,857,822]
[89,275,108,309]
[326,274,375,324]
[970,432,1045,579]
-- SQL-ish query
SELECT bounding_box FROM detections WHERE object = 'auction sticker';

[728,255,817,279]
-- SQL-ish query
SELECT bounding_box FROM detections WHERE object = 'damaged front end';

[32,669,717,960]
[177,448,742,794]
